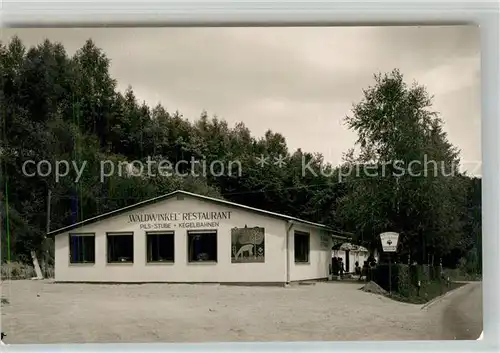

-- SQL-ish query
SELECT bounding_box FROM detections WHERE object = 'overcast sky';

[3,26,481,175]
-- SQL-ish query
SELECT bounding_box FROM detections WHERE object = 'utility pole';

[46,189,51,234]
[43,188,52,277]
[0,210,2,264]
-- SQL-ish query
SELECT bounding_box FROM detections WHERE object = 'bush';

[369,261,475,304]
[442,268,481,282]
[397,265,412,297]
[1,262,35,279]
[0,261,55,280]
[372,263,450,300]
[44,265,55,278]
[409,264,420,284]
[458,247,482,275]
[371,263,402,292]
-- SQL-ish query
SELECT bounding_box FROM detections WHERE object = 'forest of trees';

[0,36,481,273]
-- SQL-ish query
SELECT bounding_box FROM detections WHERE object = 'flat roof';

[47,190,352,239]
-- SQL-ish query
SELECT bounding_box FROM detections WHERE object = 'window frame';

[294,231,310,264]
[187,229,218,263]
[68,233,96,264]
[146,231,175,264]
[106,232,135,264]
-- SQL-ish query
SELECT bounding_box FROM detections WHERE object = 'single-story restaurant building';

[48,190,349,285]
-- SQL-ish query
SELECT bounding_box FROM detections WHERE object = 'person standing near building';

[354,261,362,280]
[332,257,342,280]
[361,261,369,281]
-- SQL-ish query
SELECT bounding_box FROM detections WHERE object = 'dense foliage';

[0,37,481,272]
[371,263,466,303]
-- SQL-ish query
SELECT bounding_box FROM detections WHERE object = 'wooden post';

[46,189,51,234]
[0,214,3,266]
[408,253,411,295]
[31,251,43,279]
[389,253,392,295]
[42,189,52,277]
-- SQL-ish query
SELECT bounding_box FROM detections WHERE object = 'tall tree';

[1,37,480,272]
[337,69,467,264]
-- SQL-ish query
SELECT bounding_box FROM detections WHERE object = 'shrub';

[43,265,55,278]
[371,263,402,292]
[370,261,472,304]
[372,263,449,298]
[409,264,420,284]
[442,267,481,282]
[1,262,35,279]
[0,261,54,280]
[396,265,411,297]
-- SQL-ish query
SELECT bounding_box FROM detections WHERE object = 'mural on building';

[231,226,265,263]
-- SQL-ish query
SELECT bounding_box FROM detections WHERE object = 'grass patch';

[1,297,9,305]
[388,281,466,304]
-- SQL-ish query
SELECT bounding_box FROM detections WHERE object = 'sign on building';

[231,226,265,263]
[380,232,399,252]
[128,211,232,230]
[319,233,330,250]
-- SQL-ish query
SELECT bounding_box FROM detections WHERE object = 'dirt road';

[1,280,441,344]
[439,282,483,340]
[1,280,483,344]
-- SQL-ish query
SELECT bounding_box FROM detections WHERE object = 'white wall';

[55,195,289,283]
[288,223,333,282]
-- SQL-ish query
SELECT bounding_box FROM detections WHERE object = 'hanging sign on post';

[380,232,399,252]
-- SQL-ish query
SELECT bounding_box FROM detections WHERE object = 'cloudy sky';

[3,26,481,175]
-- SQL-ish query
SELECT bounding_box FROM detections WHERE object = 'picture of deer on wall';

[231,226,265,263]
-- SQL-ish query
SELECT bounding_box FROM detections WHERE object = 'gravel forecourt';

[1,280,455,344]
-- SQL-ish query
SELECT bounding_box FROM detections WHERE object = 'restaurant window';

[146,231,175,263]
[187,230,217,262]
[294,231,310,263]
[107,232,134,263]
[69,233,95,264]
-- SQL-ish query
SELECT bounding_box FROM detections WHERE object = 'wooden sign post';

[380,232,400,295]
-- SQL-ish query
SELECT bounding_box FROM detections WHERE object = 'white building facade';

[49,190,347,285]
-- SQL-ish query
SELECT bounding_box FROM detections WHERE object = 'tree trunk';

[31,251,44,279]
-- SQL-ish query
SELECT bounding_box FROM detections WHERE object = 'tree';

[1,37,480,273]
[337,69,468,264]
